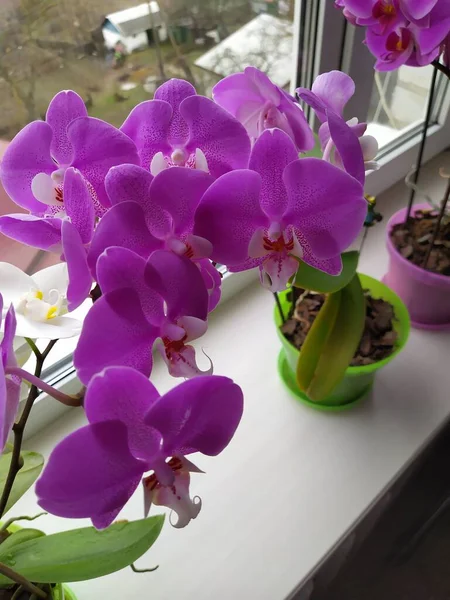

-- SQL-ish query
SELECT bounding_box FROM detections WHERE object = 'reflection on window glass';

[0,0,296,269]
[366,64,434,149]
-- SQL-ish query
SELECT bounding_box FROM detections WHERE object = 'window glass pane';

[366,64,435,148]
[0,0,297,264]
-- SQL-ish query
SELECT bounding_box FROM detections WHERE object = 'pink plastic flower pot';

[383,203,450,330]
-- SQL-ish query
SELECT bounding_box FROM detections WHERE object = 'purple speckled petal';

[69,117,139,209]
[0,121,54,213]
[294,238,343,275]
[278,94,315,151]
[194,170,267,267]
[249,129,297,220]
[154,79,196,147]
[85,366,161,463]
[181,96,251,178]
[148,167,213,238]
[63,168,94,244]
[145,250,208,322]
[121,100,172,170]
[46,90,87,166]
[0,214,62,252]
[73,288,157,384]
[36,421,144,527]
[144,376,243,457]
[311,71,355,117]
[197,259,222,312]
[62,220,92,311]
[96,246,164,325]
[105,164,154,206]
[87,202,162,276]
[400,0,438,20]
[283,158,366,259]
[327,111,365,185]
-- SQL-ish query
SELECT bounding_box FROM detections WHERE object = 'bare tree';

[0,0,59,124]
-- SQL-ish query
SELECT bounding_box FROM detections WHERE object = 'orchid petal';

[63,168,95,244]
[260,253,299,292]
[196,259,222,312]
[96,246,164,325]
[69,116,140,209]
[194,170,267,267]
[31,173,60,206]
[88,202,161,276]
[149,167,213,238]
[0,263,34,309]
[0,121,54,213]
[146,251,209,322]
[311,71,355,117]
[32,262,69,296]
[105,164,154,210]
[249,129,297,219]
[0,214,63,253]
[156,340,211,379]
[14,313,82,339]
[144,376,243,456]
[36,421,144,527]
[85,366,161,462]
[283,158,366,259]
[181,96,251,178]
[121,100,172,170]
[327,111,365,185]
[46,90,88,165]
[74,288,157,384]
[401,0,438,20]
[62,220,92,311]
[154,78,196,147]
[143,465,201,528]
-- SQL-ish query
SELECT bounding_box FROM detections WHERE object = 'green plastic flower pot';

[274,273,411,411]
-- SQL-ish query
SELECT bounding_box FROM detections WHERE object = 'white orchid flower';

[0,263,82,339]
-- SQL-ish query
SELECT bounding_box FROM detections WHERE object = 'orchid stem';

[431,60,450,80]
[5,367,82,408]
[0,340,57,519]
[405,65,438,222]
[0,561,47,598]
[0,512,47,532]
[423,176,450,270]
[24,337,41,360]
[273,292,285,323]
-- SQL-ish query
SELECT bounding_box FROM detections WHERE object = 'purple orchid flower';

[0,90,139,216]
[212,66,315,152]
[74,247,210,384]
[336,0,450,69]
[120,78,251,179]
[297,71,378,174]
[0,295,20,452]
[88,164,221,311]
[193,129,367,292]
[36,366,243,529]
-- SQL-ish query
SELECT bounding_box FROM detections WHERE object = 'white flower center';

[16,289,67,322]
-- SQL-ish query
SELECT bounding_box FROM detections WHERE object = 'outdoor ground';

[0,41,218,138]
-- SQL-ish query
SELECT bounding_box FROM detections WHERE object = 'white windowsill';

[8,151,450,599]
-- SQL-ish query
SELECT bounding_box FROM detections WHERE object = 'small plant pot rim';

[386,203,450,289]
[384,203,450,330]
[274,273,411,410]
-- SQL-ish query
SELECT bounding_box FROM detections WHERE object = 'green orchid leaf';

[296,275,366,402]
[0,515,165,585]
[293,251,359,293]
[0,528,45,554]
[0,452,44,514]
